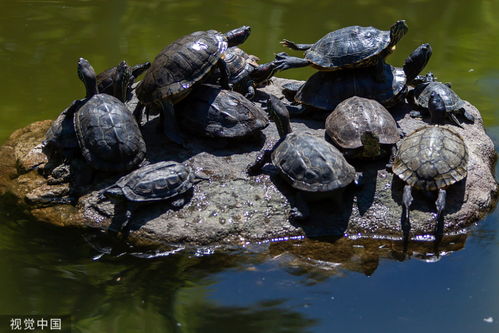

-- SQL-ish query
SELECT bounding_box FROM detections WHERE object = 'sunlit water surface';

[0,0,498,332]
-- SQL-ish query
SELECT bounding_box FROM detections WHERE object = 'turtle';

[43,59,135,167]
[96,60,151,100]
[175,84,269,140]
[103,161,206,232]
[247,95,357,219]
[74,58,146,173]
[282,43,432,116]
[410,80,474,127]
[134,26,252,144]
[325,96,400,159]
[205,47,278,98]
[274,20,408,80]
[392,121,468,235]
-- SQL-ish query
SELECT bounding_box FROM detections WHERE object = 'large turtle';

[247,95,357,219]
[134,26,252,144]
[206,46,278,99]
[275,20,408,80]
[411,80,474,127]
[392,118,468,235]
[325,96,400,159]
[74,58,146,173]
[282,43,432,116]
[103,161,205,232]
[96,60,150,100]
[175,84,269,140]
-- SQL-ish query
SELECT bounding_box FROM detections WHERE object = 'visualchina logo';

[0,315,71,332]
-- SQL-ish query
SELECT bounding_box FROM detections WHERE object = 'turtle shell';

[325,97,400,149]
[296,63,406,111]
[74,94,146,172]
[136,30,228,105]
[176,85,268,138]
[271,132,356,192]
[224,46,259,84]
[44,100,82,158]
[392,126,468,191]
[305,25,393,70]
[413,81,465,111]
[112,161,194,202]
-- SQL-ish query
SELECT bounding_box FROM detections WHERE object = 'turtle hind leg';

[280,39,313,51]
[274,52,310,72]
[158,99,184,145]
[401,184,413,241]
[289,192,310,221]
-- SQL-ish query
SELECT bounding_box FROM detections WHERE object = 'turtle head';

[267,95,292,138]
[428,91,446,124]
[403,43,433,84]
[78,58,98,98]
[389,20,408,48]
[225,26,251,47]
[113,60,132,102]
[360,131,381,159]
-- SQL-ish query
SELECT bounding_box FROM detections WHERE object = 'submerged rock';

[0,78,496,253]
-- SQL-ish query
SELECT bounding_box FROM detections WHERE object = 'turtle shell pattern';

[325,97,400,149]
[296,63,407,111]
[74,94,146,172]
[224,46,259,84]
[176,85,268,138]
[113,161,194,202]
[413,81,465,111]
[137,30,228,105]
[305,25,392,70]
[392,126,468,191]
[271,132,356,192]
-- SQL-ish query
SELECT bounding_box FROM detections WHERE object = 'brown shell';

[392,126,468,191]
[325,97,400,149]
[137,30,227,105]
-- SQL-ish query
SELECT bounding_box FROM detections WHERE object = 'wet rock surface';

[0,78,497,253]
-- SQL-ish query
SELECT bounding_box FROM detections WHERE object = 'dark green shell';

[392,126,468,191]
[295,63,406,110]
[44,100,82,158]
[271,132,356,192]
[74,94,146,172]
[305,25,392,70]
[110,161,194,202]
[413,81,465,111]
[176,85,268,138]
[325,97,400,149]
[136,30,228,105]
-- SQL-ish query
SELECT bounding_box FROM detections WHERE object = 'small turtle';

[325,97,400,159]
[103,161,206,232]
[96,60,151,100]
[392,123,468,234]
[206,47,278,98]
[411,81,474,127]
[283,43,432,116]
[247,95,357,219]
[275,20,408,80]
[134,26,252,144]
[176,84,269,140]
[74,58,146,173]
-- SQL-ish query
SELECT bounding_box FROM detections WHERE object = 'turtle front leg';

[373,59,386,82]
[158,99,184,145]
[290,192,310,220]
[217,59,232,90]
[274,52,310,72]
[247,149,272,176]
[280,39,313,51]
[133,101,145,126]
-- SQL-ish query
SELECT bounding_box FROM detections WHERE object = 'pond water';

[1,0,498,332]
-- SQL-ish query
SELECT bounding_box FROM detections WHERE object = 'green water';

[1,0,498,332]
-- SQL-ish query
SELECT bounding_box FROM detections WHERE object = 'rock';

[0,78,496,255]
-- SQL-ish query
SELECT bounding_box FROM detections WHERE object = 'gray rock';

[0,78,496,256]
